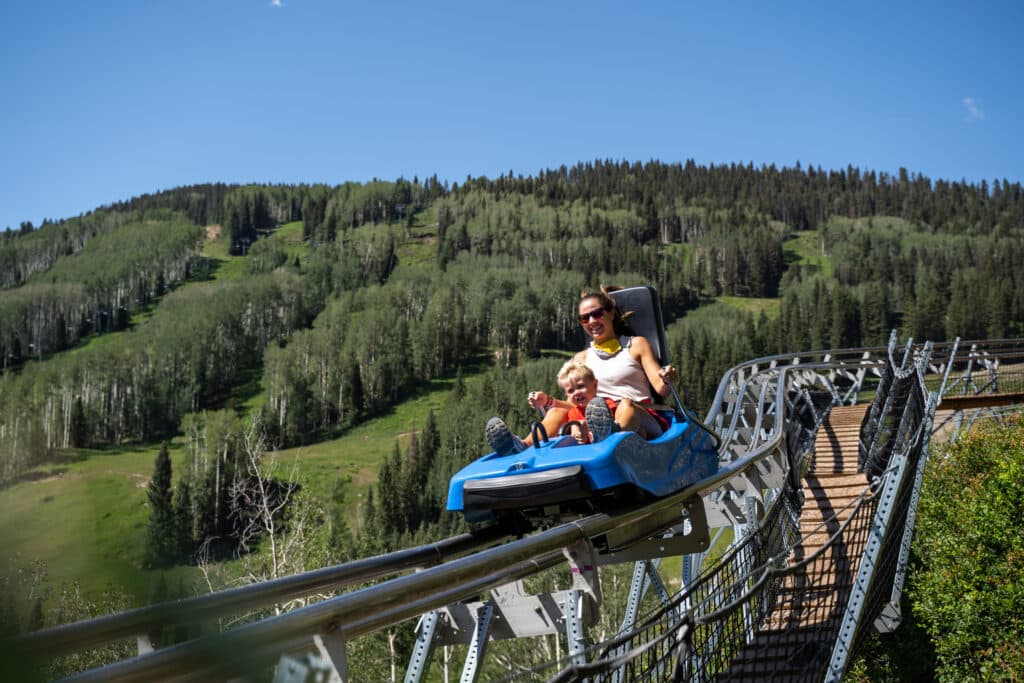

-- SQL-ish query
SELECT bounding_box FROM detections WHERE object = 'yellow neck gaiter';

[593,337,622,355]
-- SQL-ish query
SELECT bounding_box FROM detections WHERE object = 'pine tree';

[358,489,388,556]
[377,444,403,536]
[418,410,440,481]
[830,287,860,348]
[451,368,466,403]
[173,478,194,560]
[69,397,88,448]
[145,442,177,567]
[400,430,421,532]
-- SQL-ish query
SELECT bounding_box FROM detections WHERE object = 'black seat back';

[610,286,721,447]
[608,285,669,366]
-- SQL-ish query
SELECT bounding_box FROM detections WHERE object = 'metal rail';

[23,523,515,658]
[56,488,730,683]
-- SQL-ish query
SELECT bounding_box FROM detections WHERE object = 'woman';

[573,286,678,441]
[485,286,678,456]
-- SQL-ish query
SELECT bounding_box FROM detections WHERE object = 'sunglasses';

[578,309,606,324]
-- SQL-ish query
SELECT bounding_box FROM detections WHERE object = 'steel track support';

[609,541,685,683]
[136,634,153,655]
[865,338,913,469]
[936,338,961,397]
[274,654,331,683]
[404,610,441,683]
[459,603,494,683]
[648,561,672,608]
[564,590,588,668]
[620,561,653,634]
[312,629,347,683]
[681,551,696,593]
[739,495,759,644]
[951,410,965,441]
[563,539,601,667]
[609,558,666,677]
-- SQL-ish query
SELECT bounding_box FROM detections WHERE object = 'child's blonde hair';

[557,360,595,387]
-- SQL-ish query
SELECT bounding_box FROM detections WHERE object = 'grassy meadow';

[716,295,781,318]
[783,229,833,278]
[1,442,194,602]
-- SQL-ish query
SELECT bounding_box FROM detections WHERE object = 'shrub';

[909,417,1024,681]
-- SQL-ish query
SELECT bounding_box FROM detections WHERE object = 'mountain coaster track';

[22,336,1024,682]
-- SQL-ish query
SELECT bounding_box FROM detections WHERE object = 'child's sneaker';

[585,400,617,443]
[486,417,527,456]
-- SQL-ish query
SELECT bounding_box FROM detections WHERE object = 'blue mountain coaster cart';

[447,286,720,524]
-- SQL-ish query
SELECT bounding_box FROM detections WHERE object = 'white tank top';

[585,336,651,403]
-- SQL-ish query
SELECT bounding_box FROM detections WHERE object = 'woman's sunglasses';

[578,309,606,324]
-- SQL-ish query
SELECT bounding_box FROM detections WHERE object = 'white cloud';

[962,97,984,122]
[271,0,283,6]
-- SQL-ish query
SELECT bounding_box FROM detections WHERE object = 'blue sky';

[2,1,1022,231]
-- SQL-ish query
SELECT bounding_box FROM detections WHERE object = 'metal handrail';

[24,523,514,658]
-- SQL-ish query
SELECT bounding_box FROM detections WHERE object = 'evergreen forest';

[2,159,1023,679]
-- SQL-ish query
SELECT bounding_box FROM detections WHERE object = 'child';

[486,360,616,456]
[528,360,617,444]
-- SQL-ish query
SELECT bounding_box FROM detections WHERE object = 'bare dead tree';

[228,415,330,616]
[195,537,227,597]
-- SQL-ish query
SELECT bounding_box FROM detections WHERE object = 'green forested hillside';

[1,160,1023,676]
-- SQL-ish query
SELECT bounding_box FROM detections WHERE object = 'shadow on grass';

[782,232,827,278]
[0,443,164,491]
[188,255,223,281]
[0,467,70,491]
[82,442,168,458]
[212,366,264,415]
